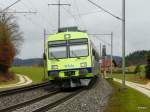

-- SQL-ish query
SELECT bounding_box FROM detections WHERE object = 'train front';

[45,32,94,88]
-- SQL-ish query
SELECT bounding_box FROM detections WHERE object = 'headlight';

[51,65,58,70]
[64,34,71,39]
[80,62,87,67]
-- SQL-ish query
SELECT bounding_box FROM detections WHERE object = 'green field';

[10,67,48,84]
[104,80,150,112]
[127,65,145,73]
[112,73,149,84]
[111,65,149,84]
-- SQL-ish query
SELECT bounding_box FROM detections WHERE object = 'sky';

[0,0,150,59]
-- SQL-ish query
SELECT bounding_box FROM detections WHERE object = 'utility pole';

[102,45,107,78]
[58,0,61,31]
[99,43,102,58]
[43,29,46,80]
[99,43,102,74]
[44,29,46,52]
[88,0,126,89]
[48,0,71,32]
[110,32,113,78]
[122,0,126,89]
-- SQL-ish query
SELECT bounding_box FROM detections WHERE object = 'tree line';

[127,50,150,79]
[126,50,150,66]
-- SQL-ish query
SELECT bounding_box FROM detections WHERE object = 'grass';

[104,80,150,112]
[127,65,146,73]
[10,67,48,84]
[112,73,149,84]
[0,75,19,86]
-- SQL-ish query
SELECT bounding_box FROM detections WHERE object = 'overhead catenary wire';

[47,0,60,32]
[23,14,53,33]
[37,13,55,31]
[61,6,81,28]
[21,1,54,32]
[73,0,86,30]
[0,11,37,14]
[0,0,44,29]
[27,0,38,12]
[73,10,103,16]
[48,0,71,32]
[87,0,123,21]
[23,15,45,29]
[63,0,82,27]
[88,0,126,88]
[94,36,111,46]
[0,0,37,14]
[28,0,55,31]
[2,0,37,14]
[21,0,33,12]
[2,0,21,12]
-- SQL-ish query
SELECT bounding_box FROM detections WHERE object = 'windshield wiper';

[71,51,80,59]
[50,53,60,61]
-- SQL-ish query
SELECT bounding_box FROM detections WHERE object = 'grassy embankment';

[0,74,19,86]
[104,80,150,112]
[112,73,149,84]
[112,65,149,84]
[10,67,47,84]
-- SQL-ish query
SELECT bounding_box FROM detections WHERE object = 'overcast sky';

[0,0,150,59]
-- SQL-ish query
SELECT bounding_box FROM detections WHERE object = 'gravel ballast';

[48,77,112,112]
[0,88,49,110]
[13,92,71,112]
[0,77,112,112]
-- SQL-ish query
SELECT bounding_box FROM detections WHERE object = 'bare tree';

[0,13,23,74]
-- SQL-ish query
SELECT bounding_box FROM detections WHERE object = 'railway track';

[0,90,60,112]
[0,88,84,112]
[0,77,98,112]
[0,82,50,97]
[33,89,84,112]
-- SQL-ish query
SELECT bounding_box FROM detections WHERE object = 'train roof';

[58,26,86,32]
[47,32,89,41]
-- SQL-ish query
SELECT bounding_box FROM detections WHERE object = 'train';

[44,27,100,88]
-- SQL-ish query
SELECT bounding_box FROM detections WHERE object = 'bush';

[145,53,150,79]
[134,65,141,74]
[128,66,136,73]
[145,65,150,79]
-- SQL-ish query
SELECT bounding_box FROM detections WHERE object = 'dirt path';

[146,82,150,88]
[114,78,150,98]
[0,74,32,89]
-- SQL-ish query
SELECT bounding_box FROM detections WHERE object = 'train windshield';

[49,46,67,59]
[70,44,88,58]
[48,39,89,59]
[69,39,89,58]
[48,41,67,59]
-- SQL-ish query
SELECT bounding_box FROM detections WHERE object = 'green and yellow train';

[44,28,99,88]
